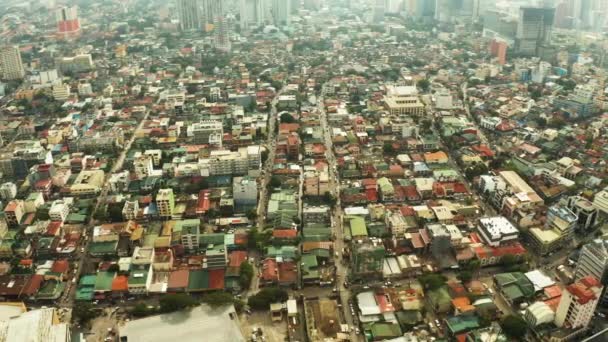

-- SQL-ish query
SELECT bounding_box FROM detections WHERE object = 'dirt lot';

[240,310,287,342]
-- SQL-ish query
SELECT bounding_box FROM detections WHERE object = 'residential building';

[3,200,24,227]
[567,196,599,231]
[575,239,608,306]
[49,199,72,222]
[156,189,175,219]
[180,221,200,252]
[384,86,425,116]
[189,120,223,146]
[134,155,154,180]
[122,200,139,221]
[529,204,577,256]
[233,176,257,213]
[55,6,81,38]
[199,146,260,177]
[57,54,94,73]
[0,46,25,80]
[477,216,519,247]
[70,170,105,196]
[593,187,608,217]
[555,276,603,329]
[51,83,71,101]
[0,182,17,201]
[108,171,130,193]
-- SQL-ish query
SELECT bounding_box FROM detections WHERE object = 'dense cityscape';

[0,0,608,341]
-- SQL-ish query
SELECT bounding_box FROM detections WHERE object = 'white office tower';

[269,0,291,26]
[372,0,385,23]
[0,46,25,80]
[554,276,603,329]
[575,239,608,306]
[240,0,264,30]
[177,0,201,31]
[385,0,403,14]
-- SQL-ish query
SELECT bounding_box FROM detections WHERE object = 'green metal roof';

[445,315,480,334]
[94,271,116,292]
[349,216,368,237]
[188,270,209,291]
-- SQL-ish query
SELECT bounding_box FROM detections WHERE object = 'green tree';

[131,303,154,317]
[500,315,528,339]
[72,302,98,325]
[261,150,269,163]
[248,287,288,310]
[457,270,473,283]
[280,113,296,123]
[383,143,395,154]
[239,261,254,289]
[159,294,198,313]
[269,176,282,188]
[246,209,258,221]
[201,291,237,307]
[417,79,430,92]
[418,274,447,290]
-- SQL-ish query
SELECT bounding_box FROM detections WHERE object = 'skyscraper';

[372,0,385,23]
[55,6,81,38]
[0,46,25,80]
[269,0,291,26]
[515,7,555,57]
[177,0,202,31]
[554,276,603,329]
[575,239,608,306]
[239,0,264,30]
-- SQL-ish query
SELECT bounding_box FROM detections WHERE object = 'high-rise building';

[555,276,603,329]
[177,0,202,31]
[372,0,385,23]
[566,196,599,232]
[55,6,81,38]
[269,0,291,26]
[233,176,258,213]
[515,7,555,57]
[156,189,175,219]
[0,46,25,80]
[575,239,608,305]
[240,0,264,30]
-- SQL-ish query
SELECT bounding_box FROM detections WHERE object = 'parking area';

[239,310,287,342]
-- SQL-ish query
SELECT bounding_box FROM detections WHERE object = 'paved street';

[317,89,361,341]
[60,109,150,307]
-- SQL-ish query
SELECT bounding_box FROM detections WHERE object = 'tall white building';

[233,176,258,212]
[177,0,202,31]
[240,0,264,29]
[134,155,154,180]
[156,189,175,219]
[575,239,608,305]
[0,182,17,201]
[554,276,603,329]
[0,46,25,80]
[269,0,291,26]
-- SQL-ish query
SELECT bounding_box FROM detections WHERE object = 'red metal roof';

[208,269,225,290]
[262,259,278,282]
[51,260,69,273]
[111,275,129,292]
[228,251,247,268]
[273,229,298,239]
